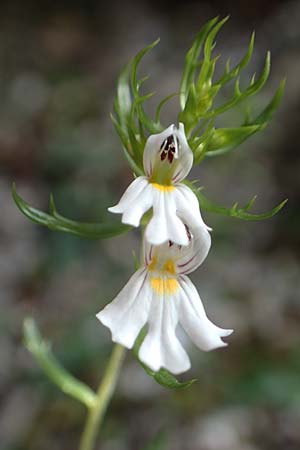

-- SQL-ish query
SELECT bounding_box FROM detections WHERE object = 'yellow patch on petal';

[162,259,176,274]
[150,277,179,296]
[151,183,175,192]
[148,256,157,271]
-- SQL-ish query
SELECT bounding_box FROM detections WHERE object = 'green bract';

[13,16,286,240]
[12,183,130,240]
[110,15,287,220]
[185,181,288,221]
[112,16,286,167]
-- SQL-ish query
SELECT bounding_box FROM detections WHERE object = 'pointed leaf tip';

[193,187,288,221]
[49,194,57,215]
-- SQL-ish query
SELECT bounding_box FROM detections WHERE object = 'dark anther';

[168,240,174,247]
[159,135,178,163]
[161,151,167,161]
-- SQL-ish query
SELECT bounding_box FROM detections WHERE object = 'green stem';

[24,318,96,409]
[79,344,126,450]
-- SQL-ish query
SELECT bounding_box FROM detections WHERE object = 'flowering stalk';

[13,15,287,449]
[79,344,126,450]
[24,317,126,450]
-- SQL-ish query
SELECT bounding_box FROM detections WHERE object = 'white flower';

[97,226,233,375]
[108,123,210,246]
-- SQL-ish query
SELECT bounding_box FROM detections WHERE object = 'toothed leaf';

[217,32,255,85]
[193,187,288,220]
[12,184,130,239]
[254,78,286,125]
[205,125,263,156]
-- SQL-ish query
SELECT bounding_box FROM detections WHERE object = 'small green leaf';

[217,31,255,85]
[254,78,286,125]
[180,16,219,109]
[193,186,288,221]
[204,51,271,120]
[133,330,197,390]
[205,125,262,156]
[12,183,131,239]
[155,92,178,124]
[24,317,96,408]
[197,16,229,88]
[110,113,144,174]
[112,39,163,164]
[131,39,162,134]
[114,62,132,130]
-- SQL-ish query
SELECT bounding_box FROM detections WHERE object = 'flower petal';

[171,123,193,183]
[143,123,193,182]
[122,184,153,227]
[178,276,233,351]
[145,188,189,246]
[176,224,211,274]
[143,124,175,177]
[139,290,191,374]
[108,177,154,227]
[96,269,151,348]
[108,176,148,213]
[175,184,211,231]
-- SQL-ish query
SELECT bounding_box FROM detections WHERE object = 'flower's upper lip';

[143,122,193,183]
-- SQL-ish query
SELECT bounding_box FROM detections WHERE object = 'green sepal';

[192,185,288,221]
[23,317,96,408]
[12,183,131,239]
[133,329,197,390]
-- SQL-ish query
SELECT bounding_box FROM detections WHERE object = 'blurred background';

[0,0,299,449]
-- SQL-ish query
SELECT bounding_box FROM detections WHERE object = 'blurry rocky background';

[0,0,299,449]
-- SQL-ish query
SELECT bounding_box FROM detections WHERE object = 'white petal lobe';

[175,184,211,231]
[108,176,147,213]
[108,177,154,227]
[139,291,191,374]
[172,123,193,182]
[96,269,151,349]
[145,189,189,246]
[178,276,233,351]
[177,225,211,274]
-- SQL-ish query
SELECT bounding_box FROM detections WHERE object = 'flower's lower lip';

[151,183,175,192]
[150,276,180,295]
